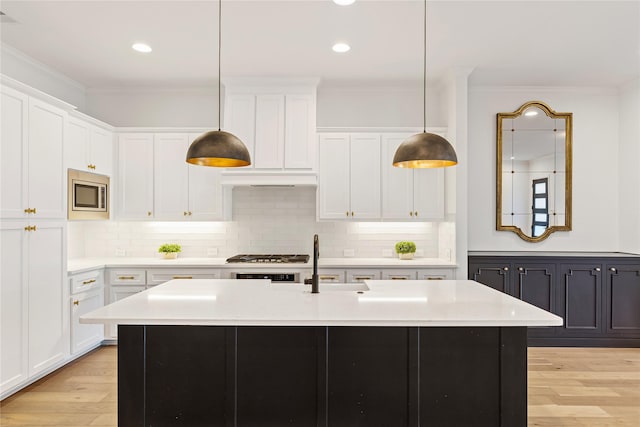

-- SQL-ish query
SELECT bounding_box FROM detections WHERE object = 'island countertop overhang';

[80,279,563,327]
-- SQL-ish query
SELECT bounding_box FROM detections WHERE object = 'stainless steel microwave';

[67,169,109,220]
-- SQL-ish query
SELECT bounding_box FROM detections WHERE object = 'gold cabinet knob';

[24,225,37,232]
[414,211,418,217]
[346,211,349,217]
[147,212,152,216]
[410,211,413,216]
[351,211,354,217]
[183,211,188,216]
[24,208,36,214]
[73,300,79,306]
[189,212,192,216]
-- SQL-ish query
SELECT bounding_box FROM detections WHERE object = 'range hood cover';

[220,170,317,187]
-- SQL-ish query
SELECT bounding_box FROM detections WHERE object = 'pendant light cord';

[423,0,427,134]
[218,0,222,131]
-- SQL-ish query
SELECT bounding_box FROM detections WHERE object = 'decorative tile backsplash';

[69,187,455,260]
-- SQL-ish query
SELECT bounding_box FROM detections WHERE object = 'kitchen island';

[82,279,562,427]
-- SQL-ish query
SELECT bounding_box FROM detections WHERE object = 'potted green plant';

[158,243,181,259]
[395,241,416,260]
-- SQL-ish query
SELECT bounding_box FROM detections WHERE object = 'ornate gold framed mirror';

[497,101,572,242]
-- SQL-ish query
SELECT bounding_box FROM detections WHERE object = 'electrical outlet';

[343,249,355,257]
[382,249,393,257]
[115,248,126,257]
[207,248,219,256]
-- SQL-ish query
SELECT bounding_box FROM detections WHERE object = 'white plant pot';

[398,253,414,260]
[162,252,178,259]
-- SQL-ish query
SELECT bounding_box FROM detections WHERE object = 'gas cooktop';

[226,254,310,264]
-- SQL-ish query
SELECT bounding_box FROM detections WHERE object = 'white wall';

[618,78,640,254]
[1,44,86,109]
[468,86,620,251]
[68,187,455,261]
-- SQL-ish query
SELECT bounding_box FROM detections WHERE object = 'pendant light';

[392,0,457,169]
[186,0,251,167]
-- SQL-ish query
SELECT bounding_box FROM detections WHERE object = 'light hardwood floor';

[1,346,638,426]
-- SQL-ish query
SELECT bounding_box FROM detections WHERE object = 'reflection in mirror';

[497,101,572,242]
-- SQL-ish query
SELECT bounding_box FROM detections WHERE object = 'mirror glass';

[497,101,572,242]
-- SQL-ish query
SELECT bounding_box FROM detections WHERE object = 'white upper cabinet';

[1,85,67,219]
[118,133,154,219]
[381,133,445,220]
[153,134,190,220]
[66,114,113,176]
[224,80,317,172]
[318,133,381,220]
[254,95,285,168]
[118,132,224,221]
[1,86,28,219]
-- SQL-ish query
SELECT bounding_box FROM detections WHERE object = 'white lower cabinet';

[69,268,104,356]
[70,290,104,355]
[1,220,67,398]
[107,285,146,339]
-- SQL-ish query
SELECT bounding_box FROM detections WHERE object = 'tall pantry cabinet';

[0,80,68,398]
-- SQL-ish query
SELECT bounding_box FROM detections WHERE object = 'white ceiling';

[1,0,638,89]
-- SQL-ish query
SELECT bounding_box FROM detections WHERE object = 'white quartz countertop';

[81,279,563,327]
[67,257,457,274]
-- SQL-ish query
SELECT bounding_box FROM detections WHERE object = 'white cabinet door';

[413,168,445,220]
[70,290,104,355]
[108,286,146,338]
[284,94,315,169]
[154,134,189,220]
[254,95,285,168]
[319,134,350,219]
[0,222,28,394]
[381,134,415,219]
[350,134,381,219]
[118,133,154,219]
[27,221,66,377]
[224,94,256,166]
[89,125,113,176]
[0,86,28,219]
[187,134,223,220]
[66,117,90,172]
[27,98,66,219]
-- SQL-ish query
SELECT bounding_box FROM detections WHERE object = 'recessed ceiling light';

[333,0,356,5]
[524,110,538,117]
[332,43,351,53]
[132,43,152,53]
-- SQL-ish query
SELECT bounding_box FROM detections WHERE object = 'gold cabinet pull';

[427,277,444,280]
[319,275,339,280]
[390,276,408,280]
[73,300,79,306]
[82,279,96,285]
[24,208,36,214]
[353,276,371,281]
[118,276,135,280]
[172,275,193,279]
[24,225,36,232]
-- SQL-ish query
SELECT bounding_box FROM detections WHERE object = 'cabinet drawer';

[381,270,417,281]
[70,269,104,294]
[146,269,220,286]
[108,269,146,285]
[318,270,345,283]
[346,270,381,283]
[418,269,454,280]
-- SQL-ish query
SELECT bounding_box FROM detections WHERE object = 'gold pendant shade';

[393,132,458,168]
[186,130,251,167]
